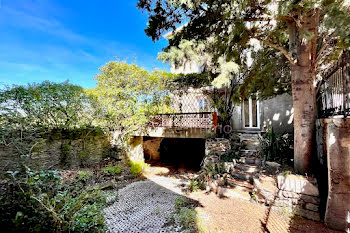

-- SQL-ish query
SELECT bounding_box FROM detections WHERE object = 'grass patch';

[127,160,149,177]
[102,165,122,176]
[77,170,93,181]
[170,196,203,232]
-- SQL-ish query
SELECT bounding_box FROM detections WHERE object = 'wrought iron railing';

[317,51,350,118]
[149,112,217,129]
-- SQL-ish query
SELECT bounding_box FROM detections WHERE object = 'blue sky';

[0,0,169,88]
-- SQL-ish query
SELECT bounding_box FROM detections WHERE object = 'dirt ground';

[188,191,339,233]
[105,164,341,233]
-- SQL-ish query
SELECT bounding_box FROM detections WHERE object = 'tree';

[0,81,90,130]
[158,39,291,133]
[0,81,93,158]
[138,0,350,173]
[87,61,174,139]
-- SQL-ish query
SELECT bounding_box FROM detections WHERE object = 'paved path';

[104,176,188,233]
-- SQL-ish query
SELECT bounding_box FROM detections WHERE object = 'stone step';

[231,169,255,182]
[241,138,260,143]
[226,177,254,190]
[235,164,260,173]
[238,133,260,139]
[240,149,258,157]
[242,141,260,150]
[239,157,263,166]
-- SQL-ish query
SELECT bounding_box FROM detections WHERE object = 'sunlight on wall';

[329,133,336,145]
[347,209,350,233]
[288,108,294,125]
[272,113,280,121]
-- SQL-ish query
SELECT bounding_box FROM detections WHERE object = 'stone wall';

[205,138,231,157]
[254,174,321,221]
[126,136,144,161]
[202,138,231,167]
[143,137,163,160]
[316,118,350,231]
[275,175,321,221]
[0,129,113,173]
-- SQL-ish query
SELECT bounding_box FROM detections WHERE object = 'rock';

[205,138,231,157]
[266,161,281,168]
[305,203,319,212]
[253,176,278,204]
[277,174,319,197]
[295,208,321,221]
[217,177,225,186]
[203,155,219,166]
[300,194,320,205]
[223,162,235,173]
[282,190,301,199]
[100,183,114,190]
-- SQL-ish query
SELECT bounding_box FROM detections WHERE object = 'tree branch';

[315,32,335,65]
[249,34,296,65]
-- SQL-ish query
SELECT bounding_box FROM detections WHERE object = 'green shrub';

[128,160,149,177]
[172,197,199,232]
[60,144,71,165]
[77,171,93,181]
[178,208,197,230]
[175,196,190,211]
[188,179,205,192]
[259,128,293,164]
[102,165,122,176]
[202,162,225,177]
[1,167,111,232]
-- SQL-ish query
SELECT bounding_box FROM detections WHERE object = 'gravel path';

[103,176,189,233]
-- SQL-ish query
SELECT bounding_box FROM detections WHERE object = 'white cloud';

[1,6,87,44]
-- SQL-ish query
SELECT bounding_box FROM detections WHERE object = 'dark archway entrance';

[157,138,205,171]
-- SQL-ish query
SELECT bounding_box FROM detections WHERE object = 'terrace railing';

[317,51,350,118]
[149,112,217,129]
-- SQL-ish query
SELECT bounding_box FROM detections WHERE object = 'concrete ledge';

[277,175,319,197]
[317,118,350,231]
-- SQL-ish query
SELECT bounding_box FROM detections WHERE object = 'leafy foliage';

[77,171,94,181]
[102,164,122,176]
[0,81,92,130]
[86,61,175,138]
[128,160,149,177]
[0,81,103,160]
[139,0,350,172]
[170,196,200,232]
[188,179,205,192]
[259,128,293,164]
[0,167,111,232]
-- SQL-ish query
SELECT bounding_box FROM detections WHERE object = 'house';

[167,53,294,135]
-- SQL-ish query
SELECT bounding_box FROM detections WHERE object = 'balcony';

[149,112,217,129]
[143,112,217,138]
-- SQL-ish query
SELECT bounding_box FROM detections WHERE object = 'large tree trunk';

[288,10,319,174]
[291,65,316,173]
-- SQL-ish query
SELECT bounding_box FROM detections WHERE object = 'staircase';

[222,133,263,198]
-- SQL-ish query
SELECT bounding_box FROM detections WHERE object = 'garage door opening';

[143,137,205,171]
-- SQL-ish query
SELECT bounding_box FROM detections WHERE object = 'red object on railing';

[213,112,218,128]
